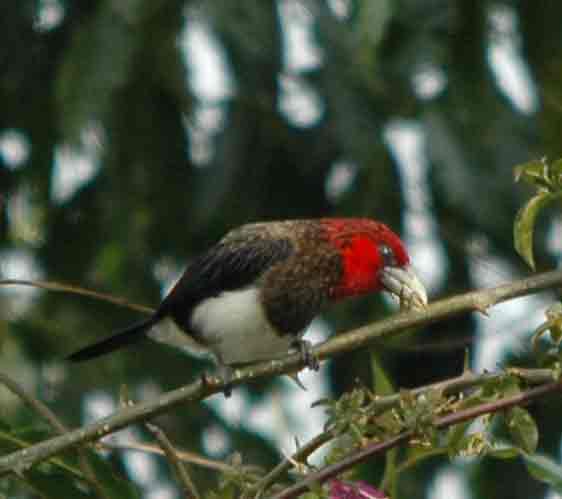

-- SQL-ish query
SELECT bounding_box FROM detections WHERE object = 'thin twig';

[0,373,107,497]
[370,367,555,414]
[0,279,153,314]
[145,423,200,499]
[0,373,67,434]
[100,440,246,474]
[246,430,336,499]
[0,269,561,477]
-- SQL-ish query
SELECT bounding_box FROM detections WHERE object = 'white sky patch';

[0,249,43,316]
[278,0,323,72]
[34,0,65,32]
[179,18,234,101]
[327,0,352,19]
[277,1,324,127]
[470,256,545,371]
[183,103,226,166]
[124,450,159,487]
[384,120,447,292]
[278,74,324,127]
[147,485,178,499]
[0,129,30,170]
[202,424,231,458]
[428,466,470,499]
[325,160,357,203]
[51,125,102,203]
[83,390,116,424]
[487,3,539,115]
[546,445,562,499]
[412,64,447,101]
[0,250,40,281]
[547,216,562,258]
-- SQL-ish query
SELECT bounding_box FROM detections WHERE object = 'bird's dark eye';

[379,244,396,266]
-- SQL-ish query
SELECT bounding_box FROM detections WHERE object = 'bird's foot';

[292,339,319,371]
[200,366,233,398]
[287,372,307,391]
[219,365,234,398]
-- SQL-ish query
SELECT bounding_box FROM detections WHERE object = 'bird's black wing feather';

[160,236,293,330]
[67,233,293,362]
[67,316,159,361]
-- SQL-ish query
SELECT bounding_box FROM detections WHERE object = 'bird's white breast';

[190,287,295,365]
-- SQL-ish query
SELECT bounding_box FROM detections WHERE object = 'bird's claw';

[221,365,234,397]
[202,366,233,397]
[288,372,308,391]
[292,339,319,371]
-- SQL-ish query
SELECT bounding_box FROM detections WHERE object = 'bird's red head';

[322,218,411,299]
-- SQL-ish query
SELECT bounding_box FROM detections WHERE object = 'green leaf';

[370,353,395,396]
[550,159,562,189]
[371,355,398,491]
[448,432,490,458]
[356,0,393,47]
[523,453,562,492]
[514,159,550,189]
[513,191,562,269]
[488,446,521,460]
[546,303,562,344]
[447,421,471,457]
[506,407,539,454]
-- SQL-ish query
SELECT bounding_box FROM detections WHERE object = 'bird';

[67,218,427,388]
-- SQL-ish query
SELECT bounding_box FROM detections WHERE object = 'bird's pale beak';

[379,265,428,310]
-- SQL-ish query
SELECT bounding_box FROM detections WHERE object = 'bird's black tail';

[67,316,160,362]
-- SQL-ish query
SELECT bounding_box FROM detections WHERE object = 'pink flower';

[329,479,388,499]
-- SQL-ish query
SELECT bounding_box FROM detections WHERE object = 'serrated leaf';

[447,421,471,457]
[448,432,490,458]
[550,159,562,189]
[481,373,520,399]
[514,192,562,269]
[513,159,550,188]
[546,303,562,344]
[523,453,562,492]
[506,407,538,454]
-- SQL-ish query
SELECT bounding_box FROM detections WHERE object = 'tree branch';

[145,423,200,499]
[0,269,561,477]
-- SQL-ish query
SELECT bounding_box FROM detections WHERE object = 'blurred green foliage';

[2,0,562,497]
